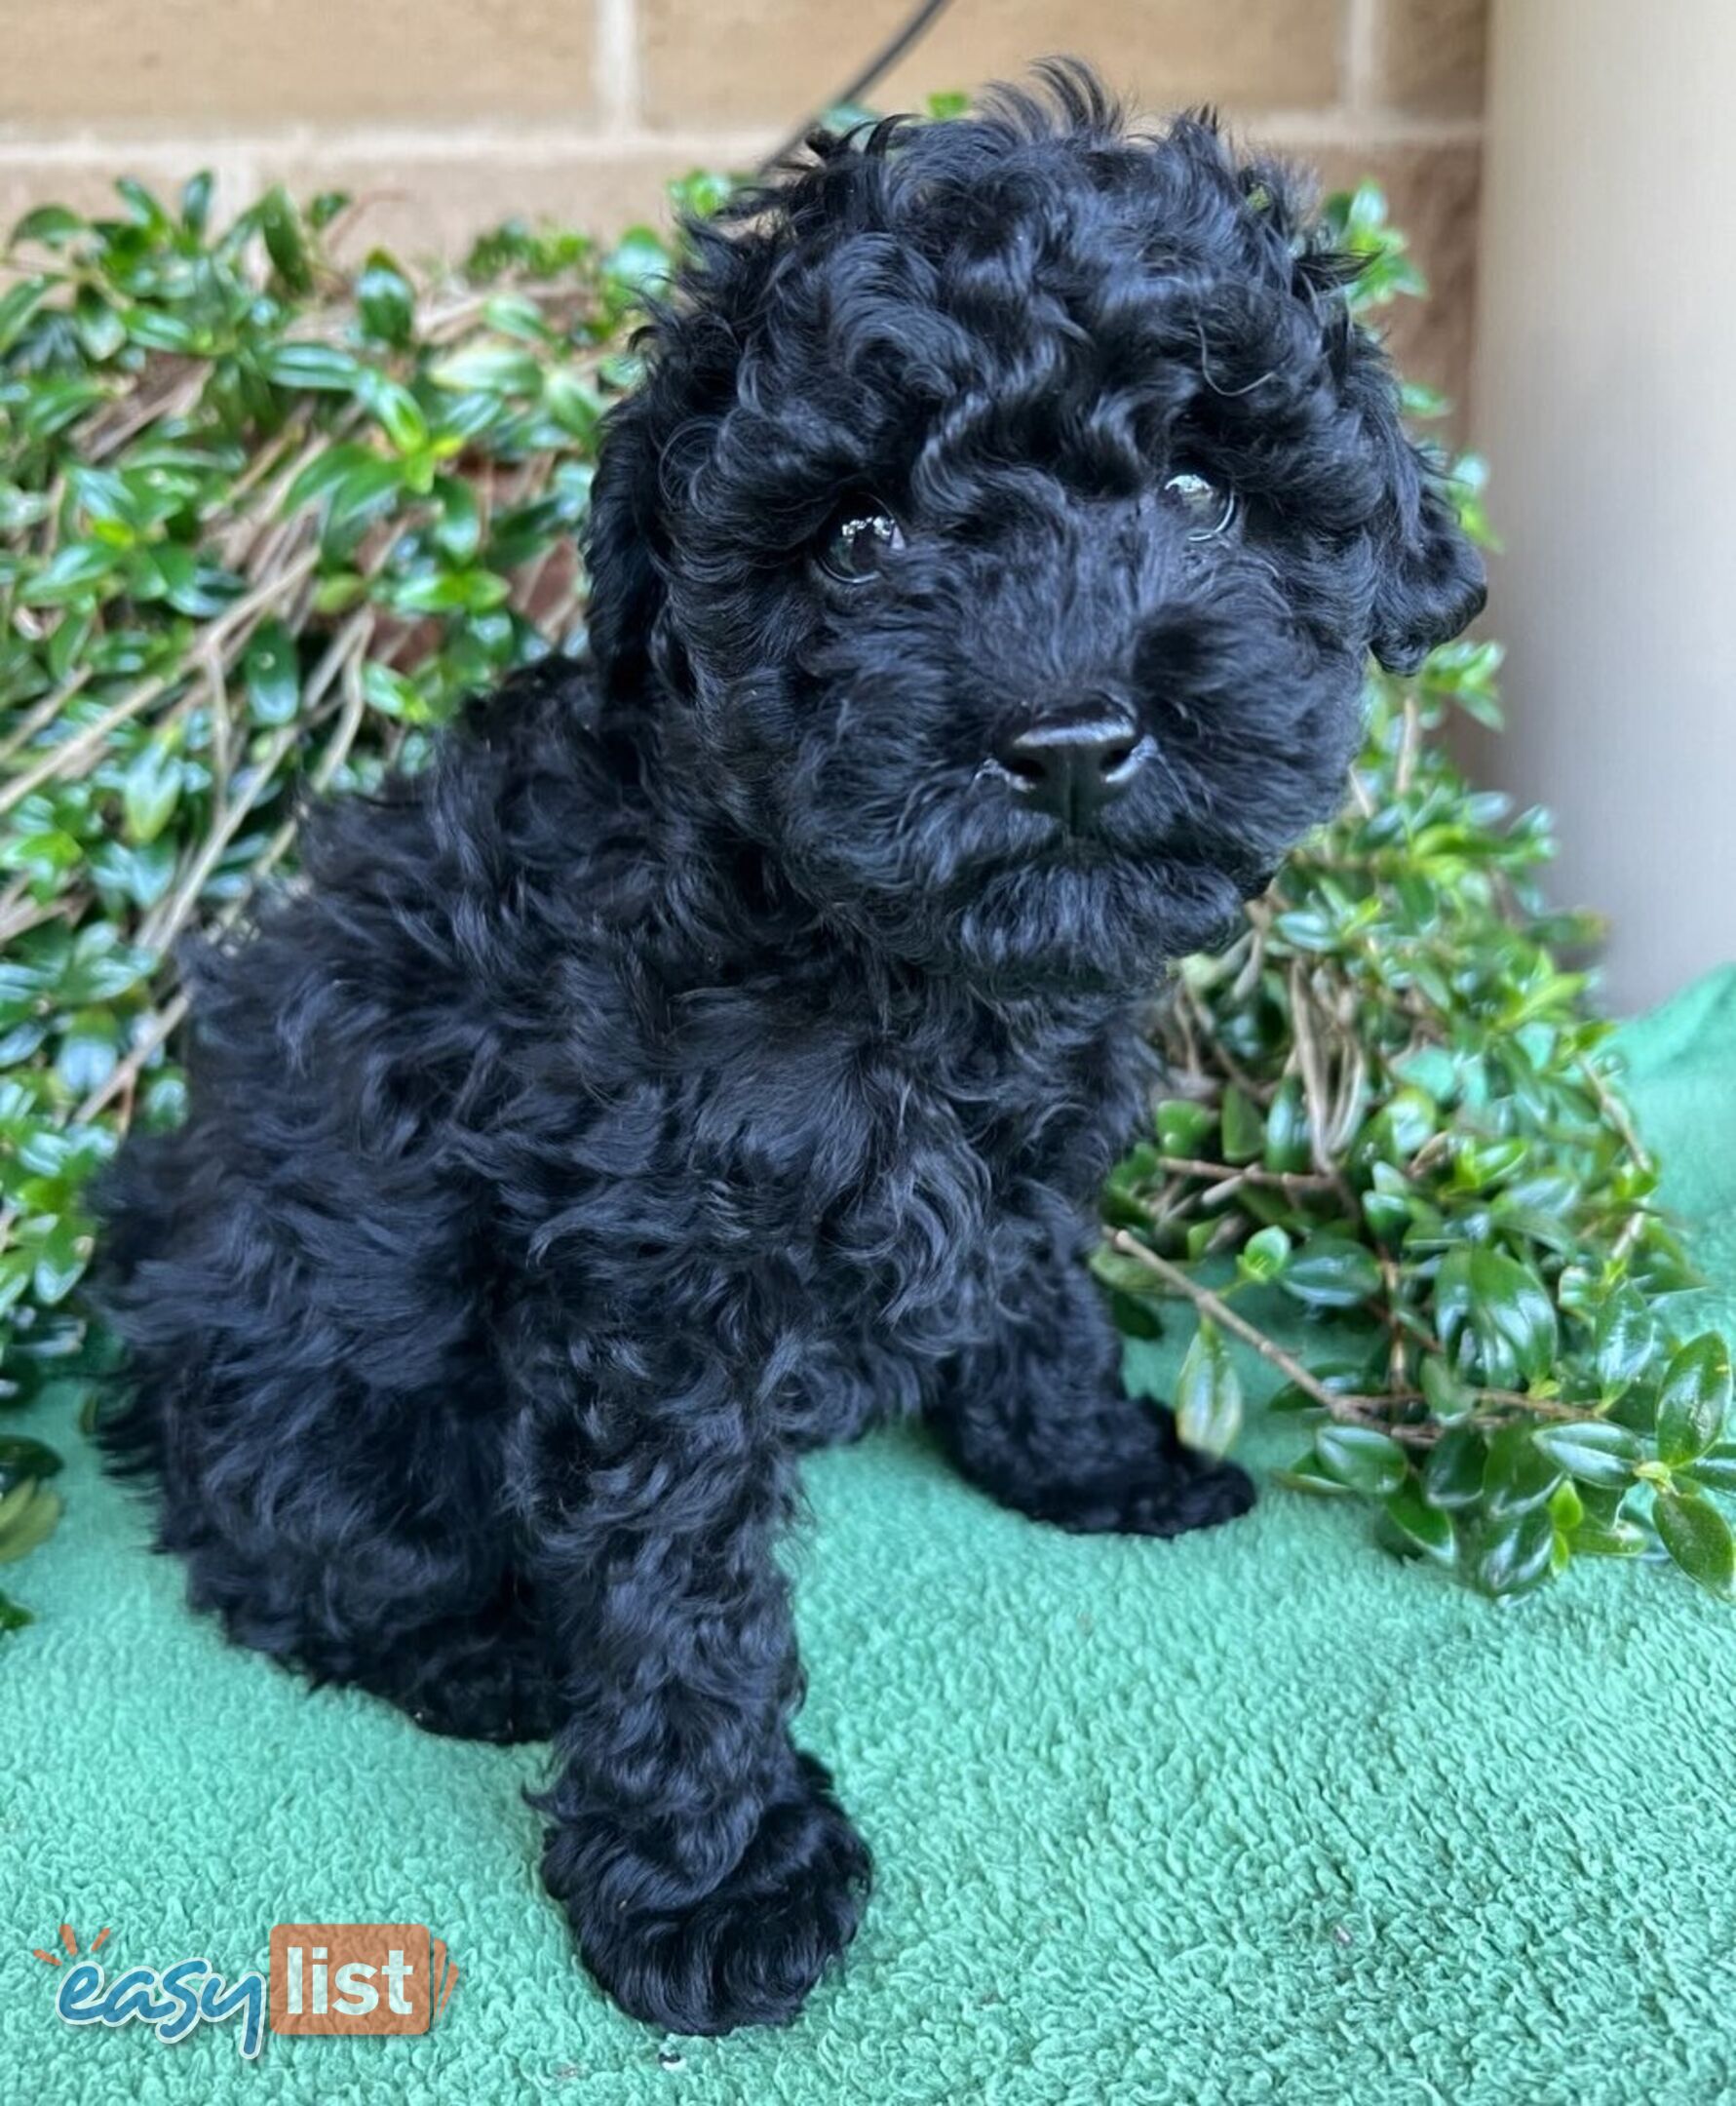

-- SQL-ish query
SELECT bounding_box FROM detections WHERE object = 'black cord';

[757,0,960,174]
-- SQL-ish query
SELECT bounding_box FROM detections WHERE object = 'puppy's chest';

[793,1048,1122,1344]
[667,1008,1142,1352]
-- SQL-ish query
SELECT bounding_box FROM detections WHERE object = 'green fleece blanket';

[5,970,1735,2105]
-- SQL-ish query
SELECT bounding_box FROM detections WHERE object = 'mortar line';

[0,110,1481,176]
[594,0,641,136]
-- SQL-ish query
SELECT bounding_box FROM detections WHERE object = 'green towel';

[5,970,1735,2104]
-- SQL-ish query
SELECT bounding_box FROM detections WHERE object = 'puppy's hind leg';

[98,1335,558,1743]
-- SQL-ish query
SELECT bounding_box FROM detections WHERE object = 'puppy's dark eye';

[1163,470,1237,541]
[817,503,905,584]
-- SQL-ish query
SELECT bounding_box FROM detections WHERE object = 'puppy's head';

[584,62,1485,991]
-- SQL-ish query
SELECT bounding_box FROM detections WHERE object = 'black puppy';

[93,66,1484,2035]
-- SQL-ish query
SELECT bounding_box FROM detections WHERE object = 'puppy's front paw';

[1024,1447,1256,1539]
[547,1753,870,2034]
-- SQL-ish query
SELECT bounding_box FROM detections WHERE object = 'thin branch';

[76,994,187,1125]
[0,668,90,767]
[1108,1230,1416,1431]
[0,544,320,820]
[1578,1054,1654,1176]
[1109,1231,1597,1438]
[1155,1153,1338,1195]
[136,722,296,959]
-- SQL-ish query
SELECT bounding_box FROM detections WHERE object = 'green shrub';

[0,165,1726,1631]
[0,171,727,1623]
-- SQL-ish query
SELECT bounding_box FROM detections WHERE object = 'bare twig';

[1155,1154,1337,1195]
[76,994,187,1124]
[1107,1230,1422,1433]
[137,723,296,958]
[0,545,321,820]
[1578,1054,1654,1176]
[1109,1231,1594,1439]
[0,668,90,767]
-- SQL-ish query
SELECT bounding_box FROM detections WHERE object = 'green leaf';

[1467,1506,1556,1598]
[179,170,215,234]
[1654,1487,1736,1599]
[431,477,482,563]
[11,204,87,248]
[361,371,431,454]
[1273,1458,1356,1498]
[1482,1422,1564,1518]
[1219,1085,1263,1164]
[1421,1424,1485,1510]
[258,185,314,292]
[1593,1286,1658,1399]
[356,250,415,345]
[243,619,300,726]
[1279,1233,1381,1310]
[0,1484,61,1565]
[56,1007,119,1096]
[1436,1245,1558,1387]
[361,661,428,722]
[258,340,364,392]
[1654,1334,1731,1467]
[122,739,183,844]
[1154,1099,1215,1159]
[1262,1076,1312,1173]
[0,275,52,349]
[1569,1518,1649,1558]
[1682,1445,1736,1495]
[1379,1479,1454,1562]
[1090,1243,1163,1300]
[30,1220,93,1305]
[20,542,118,606]
[1175,1320,1243,1460]
[427,341,544,396]
[1531,1420,1641,1490]
[1315,1423,1408,1498]
[388,567,511,616]
[0,1437,64,1497]
[601,225,674,300]
[1419,1355,1476,1424]
[283,441,392,514]
[1236,1226,1291,1285]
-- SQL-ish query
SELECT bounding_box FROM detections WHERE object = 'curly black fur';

[91,65,1484,2035]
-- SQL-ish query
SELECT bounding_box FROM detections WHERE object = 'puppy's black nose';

[990,702,1148,829]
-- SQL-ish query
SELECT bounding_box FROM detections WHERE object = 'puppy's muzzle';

[986,699,1152,832]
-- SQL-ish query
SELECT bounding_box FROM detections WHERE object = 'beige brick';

[1310,141,1481,422]
[641,0,1347,132]
[249,146,701,259]
[1368,0,1487,116]
[4,132,1479,432]
[0,0,596,127]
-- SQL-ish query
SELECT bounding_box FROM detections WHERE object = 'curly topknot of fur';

[92,64,1483,2036]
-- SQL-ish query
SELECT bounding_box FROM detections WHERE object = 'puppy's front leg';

[518,1341,868,2035]
[928,1226,1254,1539]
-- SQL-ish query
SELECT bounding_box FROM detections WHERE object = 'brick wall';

[0,0,1485,407]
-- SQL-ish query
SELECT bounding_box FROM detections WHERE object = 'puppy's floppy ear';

[1368,429,1487,675]
[1259,173,1485,676]
[582,385,666,702]
[1334,324,1485,673]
